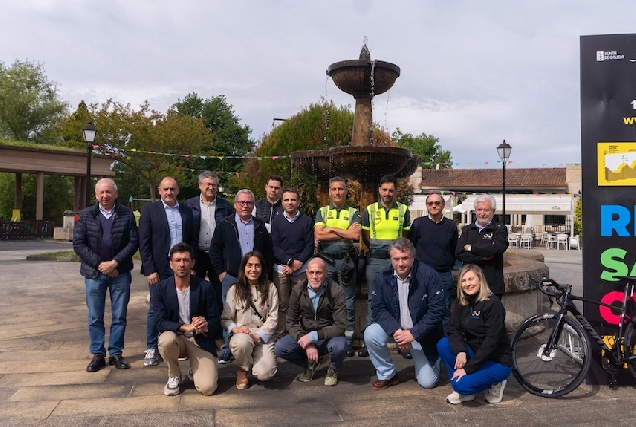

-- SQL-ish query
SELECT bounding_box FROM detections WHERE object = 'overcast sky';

[2,1,635,169]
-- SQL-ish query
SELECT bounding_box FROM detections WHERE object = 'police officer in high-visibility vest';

[358,175,410,357]
[315,176,361,357]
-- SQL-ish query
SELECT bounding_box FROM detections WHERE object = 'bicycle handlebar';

[529,274,569,297]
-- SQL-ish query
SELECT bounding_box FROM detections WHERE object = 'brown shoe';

[372,374,399,390]
[236,367,249,390]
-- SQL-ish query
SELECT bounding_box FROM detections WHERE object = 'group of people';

[73,171,512,404]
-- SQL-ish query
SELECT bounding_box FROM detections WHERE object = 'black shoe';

[109,353,131,369]
[399,349,412,359]
[86,354,106,372]
[358,347,369,357]
[346,345,355,357]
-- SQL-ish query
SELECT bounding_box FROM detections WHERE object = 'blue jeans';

[85,271,131,356]
[325,258,356,335]
[274,334,347,370]
[436,270,454,334]
[437,337,512,395]
[220,273,238,349]
[364,257,391,328]
[364,323,440,388]
[147,265,173,350]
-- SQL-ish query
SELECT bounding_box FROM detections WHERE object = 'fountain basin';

[291,146,420,183]
[327,60,400,98]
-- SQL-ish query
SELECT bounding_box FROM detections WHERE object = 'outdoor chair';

[556,233,569,250]
[569,235,581,250]
[508,233,520,248]
[545,234,558,249]
[520,234,533,249]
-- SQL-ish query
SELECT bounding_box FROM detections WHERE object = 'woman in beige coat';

[221,251,279,389]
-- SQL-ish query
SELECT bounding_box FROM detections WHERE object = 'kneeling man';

[364,237,446,390]
[274,257,346,386]
[153,243,221,396]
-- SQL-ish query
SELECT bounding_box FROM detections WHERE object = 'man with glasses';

[409,193,458,332]
[185,171,234,313]
[359,175,410,357]
[209,189,273,363]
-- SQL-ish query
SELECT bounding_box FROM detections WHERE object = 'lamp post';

[83,122,97,207]
[497,140,512,226]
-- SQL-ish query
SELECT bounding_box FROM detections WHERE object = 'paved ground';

[1,240,635,427]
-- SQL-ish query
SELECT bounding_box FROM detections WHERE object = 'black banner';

[581,34,636,384]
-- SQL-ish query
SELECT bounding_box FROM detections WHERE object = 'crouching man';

[364,237,446,390]
[274,257,346,386]
[152,242,221,396]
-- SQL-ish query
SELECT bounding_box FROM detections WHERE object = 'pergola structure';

[0,144,115,220]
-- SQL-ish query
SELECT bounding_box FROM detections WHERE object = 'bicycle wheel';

[511,313,591,397]
[624,321,636,378]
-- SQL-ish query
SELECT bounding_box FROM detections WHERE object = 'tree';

[0,173,73,221]
[169,93,254,195]
[66,99,216,201]
[57,100,92,148]
[233,100,414,216]
[0,60,68,143]
[392,128,452,169]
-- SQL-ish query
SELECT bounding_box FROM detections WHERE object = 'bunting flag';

[89,143,579,168]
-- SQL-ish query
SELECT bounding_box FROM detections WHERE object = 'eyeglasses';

[426,201,442,206]
[236,201,254,206]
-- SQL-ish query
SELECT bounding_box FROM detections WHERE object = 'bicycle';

[510,274,636,398]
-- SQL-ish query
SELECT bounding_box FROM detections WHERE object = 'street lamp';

[83,122,97,207]
[497,140,512,226]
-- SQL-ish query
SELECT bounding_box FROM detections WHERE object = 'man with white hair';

[74,178,139,372]
[455,194,509,300]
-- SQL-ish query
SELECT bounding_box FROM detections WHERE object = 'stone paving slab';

[2,240,636,427]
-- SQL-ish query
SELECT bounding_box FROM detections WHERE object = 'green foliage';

[392,128,452,169]
[0,173,73,220]
[574,196,582,239]
[0,59,69,143]
[169,93,254,196]
[233,100,354,216]
[57,100,92,148]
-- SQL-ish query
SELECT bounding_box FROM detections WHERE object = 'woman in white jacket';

[221,251,279,389]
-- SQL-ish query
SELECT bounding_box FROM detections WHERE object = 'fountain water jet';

[291,42,421,208]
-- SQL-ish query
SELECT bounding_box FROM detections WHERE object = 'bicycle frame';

[543,281,635,370]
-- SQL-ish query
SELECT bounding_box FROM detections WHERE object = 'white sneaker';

[485,380,507,403]
[164,376,181,396]
[446,391,475,404]
[143,349,162,367]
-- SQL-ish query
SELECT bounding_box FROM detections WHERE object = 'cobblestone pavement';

[1,241,635,427]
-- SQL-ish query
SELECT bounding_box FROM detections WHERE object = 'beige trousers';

[273,271,306,337]
[229,333,277,381]
[158,331,218,396]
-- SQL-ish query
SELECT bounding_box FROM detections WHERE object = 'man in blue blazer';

[185,171,233,313]
[152,242,220,396]
[139,176,198,367]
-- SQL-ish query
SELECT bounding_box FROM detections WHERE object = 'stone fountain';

[291,43,421,208]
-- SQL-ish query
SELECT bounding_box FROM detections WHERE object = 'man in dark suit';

[185,171,233,313]
[153,242,220,396]
[139,176,198,367]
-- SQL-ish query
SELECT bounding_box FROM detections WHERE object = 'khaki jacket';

[221,282,279,341]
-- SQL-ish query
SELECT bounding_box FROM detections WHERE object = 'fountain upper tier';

[327,60,401,99]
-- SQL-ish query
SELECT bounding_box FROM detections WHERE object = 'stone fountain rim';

[326,59,401,77]
[291,145,412,159]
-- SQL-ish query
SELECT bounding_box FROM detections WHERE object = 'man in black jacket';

[73,178,139,372]
[209,189,273,362]
[455,194,509,300]
[253,174,284,232]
